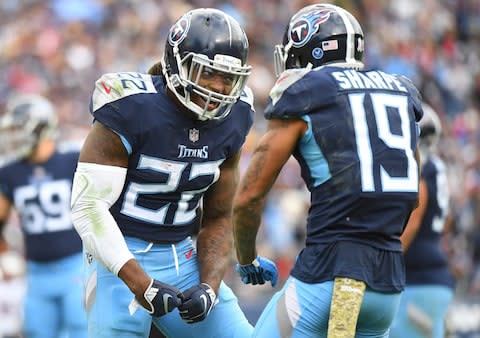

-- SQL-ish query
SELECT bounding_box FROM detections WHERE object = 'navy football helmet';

[0,94,58,161]
[274,4,364,76]
[162,8,251,120]
[419,103,442,154]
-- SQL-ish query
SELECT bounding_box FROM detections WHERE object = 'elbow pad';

[71,162,134,275]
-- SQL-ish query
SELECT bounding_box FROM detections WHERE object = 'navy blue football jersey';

[404,156,455,288]
[90,72,254,243]
[265,66,423,291]
[0,150,82,262]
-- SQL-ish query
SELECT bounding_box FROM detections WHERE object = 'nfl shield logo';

[189,128,199,142]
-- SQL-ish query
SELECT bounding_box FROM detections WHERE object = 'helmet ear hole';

[292,56,304,69]
[32,122,48,139]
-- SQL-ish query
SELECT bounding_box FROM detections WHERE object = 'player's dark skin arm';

[0,194,12,253]
[197,151,242,294]
[233,118,306,265]
[400,178,428,251]
[78,121,152,310]
[400,147,423,251]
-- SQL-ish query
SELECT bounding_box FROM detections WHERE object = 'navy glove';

[143,279,183,317]
[235,256,278,287]
[178,283,218,323]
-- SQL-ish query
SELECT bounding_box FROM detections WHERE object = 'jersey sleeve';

[264,68,338,119]
[239,85,255,112]
[228,90,255,156]
[90,72,158,152]
[421,159,436,182]
[0,166,12,201]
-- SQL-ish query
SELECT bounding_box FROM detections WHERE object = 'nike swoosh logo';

[101,81,112,94]
[200,294,208,312]
[163,294,173,314]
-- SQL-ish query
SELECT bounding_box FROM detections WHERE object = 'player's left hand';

[178,283,218,323]
[235,255,278,287]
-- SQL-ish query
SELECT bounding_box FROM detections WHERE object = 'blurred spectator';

[1,0,480,335]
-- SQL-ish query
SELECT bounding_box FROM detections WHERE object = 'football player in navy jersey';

[70,8,254,338]
[233,3,423,337]
[0,94,87,338]
[389,104,455,338]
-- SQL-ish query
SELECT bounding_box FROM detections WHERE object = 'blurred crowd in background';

[1,0,480,336]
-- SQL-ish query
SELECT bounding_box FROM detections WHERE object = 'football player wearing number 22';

[70,7,254,338]
[233,3,424,338]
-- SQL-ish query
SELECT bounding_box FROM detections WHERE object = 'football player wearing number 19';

[0,94,87,338]
[70,8,254,338]
[233,3,423,338]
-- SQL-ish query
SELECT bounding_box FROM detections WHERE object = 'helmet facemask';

[0,95,58,162]
[274,40,293,77]
[165,48,251,120]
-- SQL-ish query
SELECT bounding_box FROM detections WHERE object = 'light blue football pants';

[25,252,87,338]
[389,285,453,338]
[84,236,253,338]
[252,276,402,338]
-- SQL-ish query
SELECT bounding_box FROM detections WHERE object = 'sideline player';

[233,3,423,337]
[390,104,455,338]
[0,94,87,338]
[70,8,254,338]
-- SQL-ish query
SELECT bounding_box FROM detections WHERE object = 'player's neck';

[28,140,56,164]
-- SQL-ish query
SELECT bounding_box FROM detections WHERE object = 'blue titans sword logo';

[289,9,331,48]
[168,15,190,46]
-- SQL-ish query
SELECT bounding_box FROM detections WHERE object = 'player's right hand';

[0,250,26,280]
[142,279,184,317]
[235,256,278,287]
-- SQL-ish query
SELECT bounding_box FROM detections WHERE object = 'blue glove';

[143,279,183,317]
[235,256,278,287]
[178,283,218,323]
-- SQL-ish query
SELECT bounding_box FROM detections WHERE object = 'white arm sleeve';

[71,162,134,275]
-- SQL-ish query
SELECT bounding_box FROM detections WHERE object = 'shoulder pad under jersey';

[397,75,423,122]
[91,72,158,113]
[240,85,255,111]
[265,67,336,119]
[269,68,311,107]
